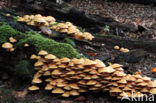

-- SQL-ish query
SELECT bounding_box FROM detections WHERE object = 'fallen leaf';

[152,67,156,72]
[88,53,97,56]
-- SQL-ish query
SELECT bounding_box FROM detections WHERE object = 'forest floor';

[0,0,156,103]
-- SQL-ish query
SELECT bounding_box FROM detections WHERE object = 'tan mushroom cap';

[9,48,15,52]
[34,61,44,67]
[137,82,147,86]
[49,64,57,69]
[110,64,123,69]
[74,58,84,64]
[28,85,39,91]
[2,42,13,49]
[86,80,97,85]
[32,78,42,84]
[84,59,97,66]
[45,84,54,90]
[110,88,122,93]
[67,71,76,75]
[141,88,149,93]
[70,83,80,89]
[38,50,48,56]
[123,86,131,91]
[17,17,25,22]
[78,80,86,85]
[150,88,156,94]
[34,17,47,23]
[70,90,79,96]
[114,45,120,50]
[95,59,106,67]
[52,88,64,94]
[45,54,56,59]
[117,78,127,84]
[91,75,99,79]
[24,43,29,47]
[60,57,70,63]
[57,82,66,87]
[43,71,51,76]
[45,78,53,82]
[51,70,62,75]
[60,29,68,33]
[64,85,71,90]
[148,80,156,87]
[98,66,115,73]
[9,37,17,43]
[62,92,70,97]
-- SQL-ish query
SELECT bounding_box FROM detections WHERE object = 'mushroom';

[70,90,79,96]
[24,43,29,47]
[52,88,64,94]
[2,42,13,49]
[9,37,17,43]
[45,84,54,90]
[114,45,120,50]
[28,85,39,91]
[32,78,42,84]
[38,50,48,56]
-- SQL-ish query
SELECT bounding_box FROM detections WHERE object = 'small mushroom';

[52,88,64,94]
[28,85,39,91]
[114,45,120,50]
[9,37,17,43]
[38,50,48,56]
[2,42,13,49]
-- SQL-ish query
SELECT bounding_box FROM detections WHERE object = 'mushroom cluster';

[17,14,94,40]
[29,50,156,99]
[1,37,17,52]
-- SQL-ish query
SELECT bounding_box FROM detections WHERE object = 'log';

[11,0,138,34]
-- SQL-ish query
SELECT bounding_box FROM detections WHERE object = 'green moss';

[16,32,81,58]
[0,22,19,44]
[0,22,81,58]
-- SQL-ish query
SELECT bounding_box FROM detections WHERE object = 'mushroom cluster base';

[29,50,156,99]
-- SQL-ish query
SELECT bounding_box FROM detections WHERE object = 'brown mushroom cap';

[86,80,97,85]
[9,37,17,43]
[30,54,37,59]
[2,42,13,49]
[34,61,44,67]
[24,43,29,47]
[70,90,79,96]
[38,50,48,56]
[28,85,39,91]
[32,78,42,84]
[60,57,70,63]
[34,17,47,23]
[51,70,62,75]
[52,88,64,94]
[70,83,80,89]
[84,59,97,66]
[45,84,54,90]
[62,92,70,97]
[149,88,156,94]
[98,66,115,73]
[114,45,120,50]
[148,80,156,87]
[95,59,106,67]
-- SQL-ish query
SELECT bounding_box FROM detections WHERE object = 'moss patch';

[0,22,19,44]
[0,22,81,58]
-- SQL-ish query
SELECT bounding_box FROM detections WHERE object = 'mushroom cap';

[49,64,57,69]
[44,16,55,22]
[65,22,73,26]
[89,69,98,74]
[110,64,123,69]
[137,82,147,86]
[78,80,86,85]
[70,83,80,89]
[114,45,120,50]
[84,59,97,66]
[98,66,115,73]
[148,80,156,87]
[51,70,62,75]
[60,29,68,33]
[38,50,48,56]
[123,86,131,91]
[91,75,99,79]
[9,37,17,43]
[141,88,149,93]
[34,61,44,67]
[2,42,13,49]
[62,92,70,97]
[123,48,130,53]
[24,43,29,47]
[32,78,42,84]
[45,78,53,82]
[95,59,106,67]
[52,88,64,94]
[34,17,46,23]
[70,90,79,96]
[67,71,76,75]
[60,57,70,63]
[45,84,54,90]
[28,85,39,91]
[74,58,85,64]
[117,78,127,84]
[45,54,56,59]
[17,17,25,22]
[110,88,122,93]
[43,71,51,76]
[64,85,71,90]
[149,88,156,94]
[86,80,97,85]
[57,82,66,87]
